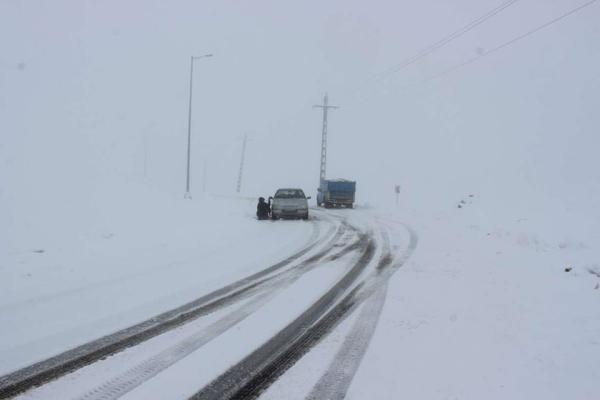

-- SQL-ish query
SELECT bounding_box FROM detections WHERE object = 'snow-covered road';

[1,202,417,399]
[3,195,599,400]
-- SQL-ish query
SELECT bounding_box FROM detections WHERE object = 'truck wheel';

[324,203,331,208]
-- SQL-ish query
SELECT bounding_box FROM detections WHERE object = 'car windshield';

[274,189,305,199]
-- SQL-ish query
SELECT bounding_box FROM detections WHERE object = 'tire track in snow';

[74,293,275,400]
[190,231,377,400]
[305,283,388,400]
[305,219,418,400]
[70,225,364,400]
[75,217,413,400]
[0,218,336,399]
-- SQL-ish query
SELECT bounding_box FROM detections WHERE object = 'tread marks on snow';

[190,235,376,400]
[0,219,332,399]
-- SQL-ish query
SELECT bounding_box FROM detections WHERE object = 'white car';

[271,188,310,220]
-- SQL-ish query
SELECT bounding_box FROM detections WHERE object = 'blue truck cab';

[317,179,356,208]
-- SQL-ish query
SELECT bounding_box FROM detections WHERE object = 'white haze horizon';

[1,0,599,251]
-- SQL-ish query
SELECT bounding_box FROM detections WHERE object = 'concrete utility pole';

[236,134,248,193]
[313,93,338,184]
[184,53,213,199]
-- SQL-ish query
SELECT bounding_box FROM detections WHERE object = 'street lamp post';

[184,54,213,199]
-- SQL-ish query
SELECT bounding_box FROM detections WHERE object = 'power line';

[423,0,598,83]
[203,0,596,152]
[377,0,520,79]
[217,1,520,149]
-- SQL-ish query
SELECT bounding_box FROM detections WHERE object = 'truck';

[317,179,356,208]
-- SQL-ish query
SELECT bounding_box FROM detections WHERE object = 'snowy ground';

[259,195,600,400]
[0,185,316,376]
[2,185,599,399]
[348,199,600,400]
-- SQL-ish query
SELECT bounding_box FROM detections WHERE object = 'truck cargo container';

[317,179,356,208]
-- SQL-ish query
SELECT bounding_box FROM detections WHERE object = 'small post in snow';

[395,184,401,206]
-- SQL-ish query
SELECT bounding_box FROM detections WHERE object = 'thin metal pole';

[236,134,247,193]
[184,56,194,199]
[184,54,212,199]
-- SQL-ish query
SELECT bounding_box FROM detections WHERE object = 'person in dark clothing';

[256,196,270,220]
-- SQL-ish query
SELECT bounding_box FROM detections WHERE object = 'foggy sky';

[1,0,599,218]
